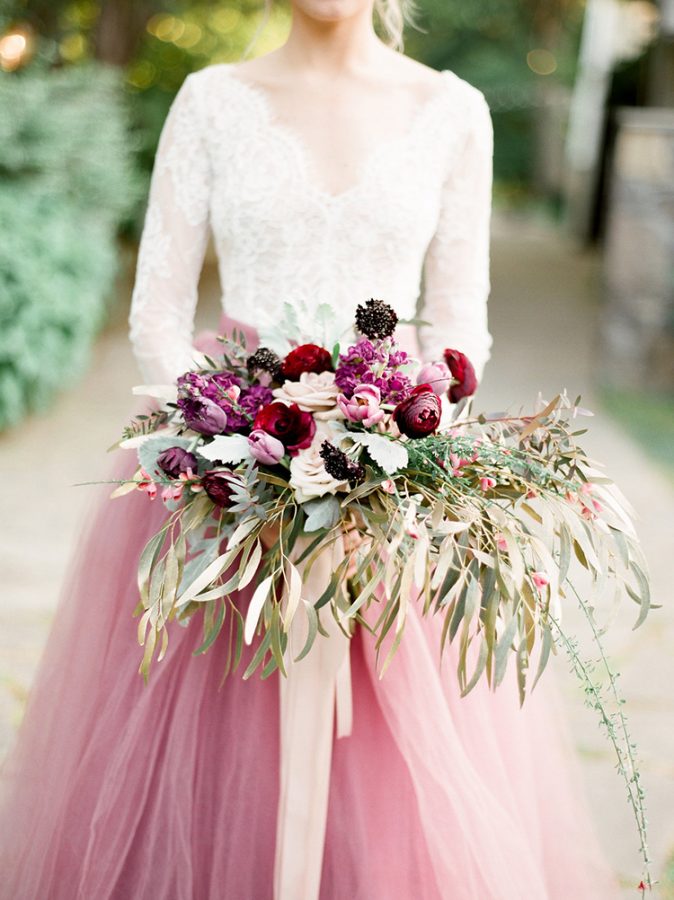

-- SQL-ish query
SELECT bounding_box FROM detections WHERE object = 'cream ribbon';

[273,534,353,900]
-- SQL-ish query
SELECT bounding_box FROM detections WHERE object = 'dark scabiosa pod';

[393,384,442,439]
[246,347,284,382]
[354,298,398,340]
[319,441,366,488]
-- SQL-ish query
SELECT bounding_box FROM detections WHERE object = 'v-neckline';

[220,66,454,205]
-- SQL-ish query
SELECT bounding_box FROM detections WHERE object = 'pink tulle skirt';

[0,317,619,899]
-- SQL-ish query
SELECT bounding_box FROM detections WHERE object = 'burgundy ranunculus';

[393,384,441,439]
[156,446,198,479]
[201,470,237,508]
[443,349,478,403]
[281,344,333,381]
[253,401,316,456]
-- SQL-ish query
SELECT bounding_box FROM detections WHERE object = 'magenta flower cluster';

[176,371,272,436]
[334,338,412,404]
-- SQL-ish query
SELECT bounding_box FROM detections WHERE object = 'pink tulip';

[337,385,385,428]
[248,429,286,465]
[416,361,451,396]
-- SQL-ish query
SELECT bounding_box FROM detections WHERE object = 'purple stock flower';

[335,338,413,404]
[156,446,198,479]
[177,370,273,435]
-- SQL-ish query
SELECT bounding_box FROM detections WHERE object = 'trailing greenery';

[0,63,142,429]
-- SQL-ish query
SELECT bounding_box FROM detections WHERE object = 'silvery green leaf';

[355,433,408,474]
[138,435,194,479]
[303,495,341,532]
[198,433,252,464]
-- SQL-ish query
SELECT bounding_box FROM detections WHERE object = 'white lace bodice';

[128,63,494,387]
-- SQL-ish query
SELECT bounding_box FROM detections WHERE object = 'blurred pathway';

[1,212,672,893]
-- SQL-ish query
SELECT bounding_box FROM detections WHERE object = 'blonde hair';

[246,0,420,57]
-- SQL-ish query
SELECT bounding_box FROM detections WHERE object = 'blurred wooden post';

[94,0,158,67]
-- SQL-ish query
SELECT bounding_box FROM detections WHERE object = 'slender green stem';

[549,609,653,890]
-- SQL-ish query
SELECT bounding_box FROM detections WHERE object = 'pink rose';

[337,385,385,428]
[416,361,451,396]
[248,429,286,465]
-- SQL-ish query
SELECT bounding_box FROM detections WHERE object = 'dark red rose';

[281,344,333,380]
[443,349,478,402]
[393,384,441,439]
[253,402,316,456]
[201,470,237,508]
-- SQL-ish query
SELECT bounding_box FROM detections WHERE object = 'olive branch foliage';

[112,389,652,878]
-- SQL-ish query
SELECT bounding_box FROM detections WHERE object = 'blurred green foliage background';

[0,0,585,428]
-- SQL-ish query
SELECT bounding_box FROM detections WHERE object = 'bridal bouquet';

[112,299,649,695]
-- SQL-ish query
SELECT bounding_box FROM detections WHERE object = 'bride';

[1,1,620,897]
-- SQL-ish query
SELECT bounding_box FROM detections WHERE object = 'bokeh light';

[526,48,558,76]
[0,27,34,72]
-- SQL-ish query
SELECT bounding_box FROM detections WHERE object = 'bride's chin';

[291,0,371,23]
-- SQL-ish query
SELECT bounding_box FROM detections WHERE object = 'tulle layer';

[0,321,619,899]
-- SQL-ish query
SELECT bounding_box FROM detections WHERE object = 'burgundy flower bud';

[156,446,198,479]
[281,344,333,381]
[393,384,441,439]
[201,470,237,508]
[253,401,316,456]
[443,349,478,403]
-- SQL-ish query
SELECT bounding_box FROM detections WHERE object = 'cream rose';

[289,424,349,503]
[273,371,344,421]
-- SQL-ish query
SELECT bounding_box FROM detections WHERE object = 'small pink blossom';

[224,384,241,402]
[337,385,385,428]
[416,361,451,396]
[494,532,508,552]
[449,452,471,477]
[532,571,550,591]
[406,521,420,539]
[180,468,203,493]
[479,476,496,491]
[161,483,184,503]
[381,479,396,494]
[137,468,158,500]
[579,482,603,515]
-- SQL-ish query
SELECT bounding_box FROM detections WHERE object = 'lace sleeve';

[417,88,494,384]
[128,73,212,385]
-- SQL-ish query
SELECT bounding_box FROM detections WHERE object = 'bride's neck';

[279,8,388,75]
